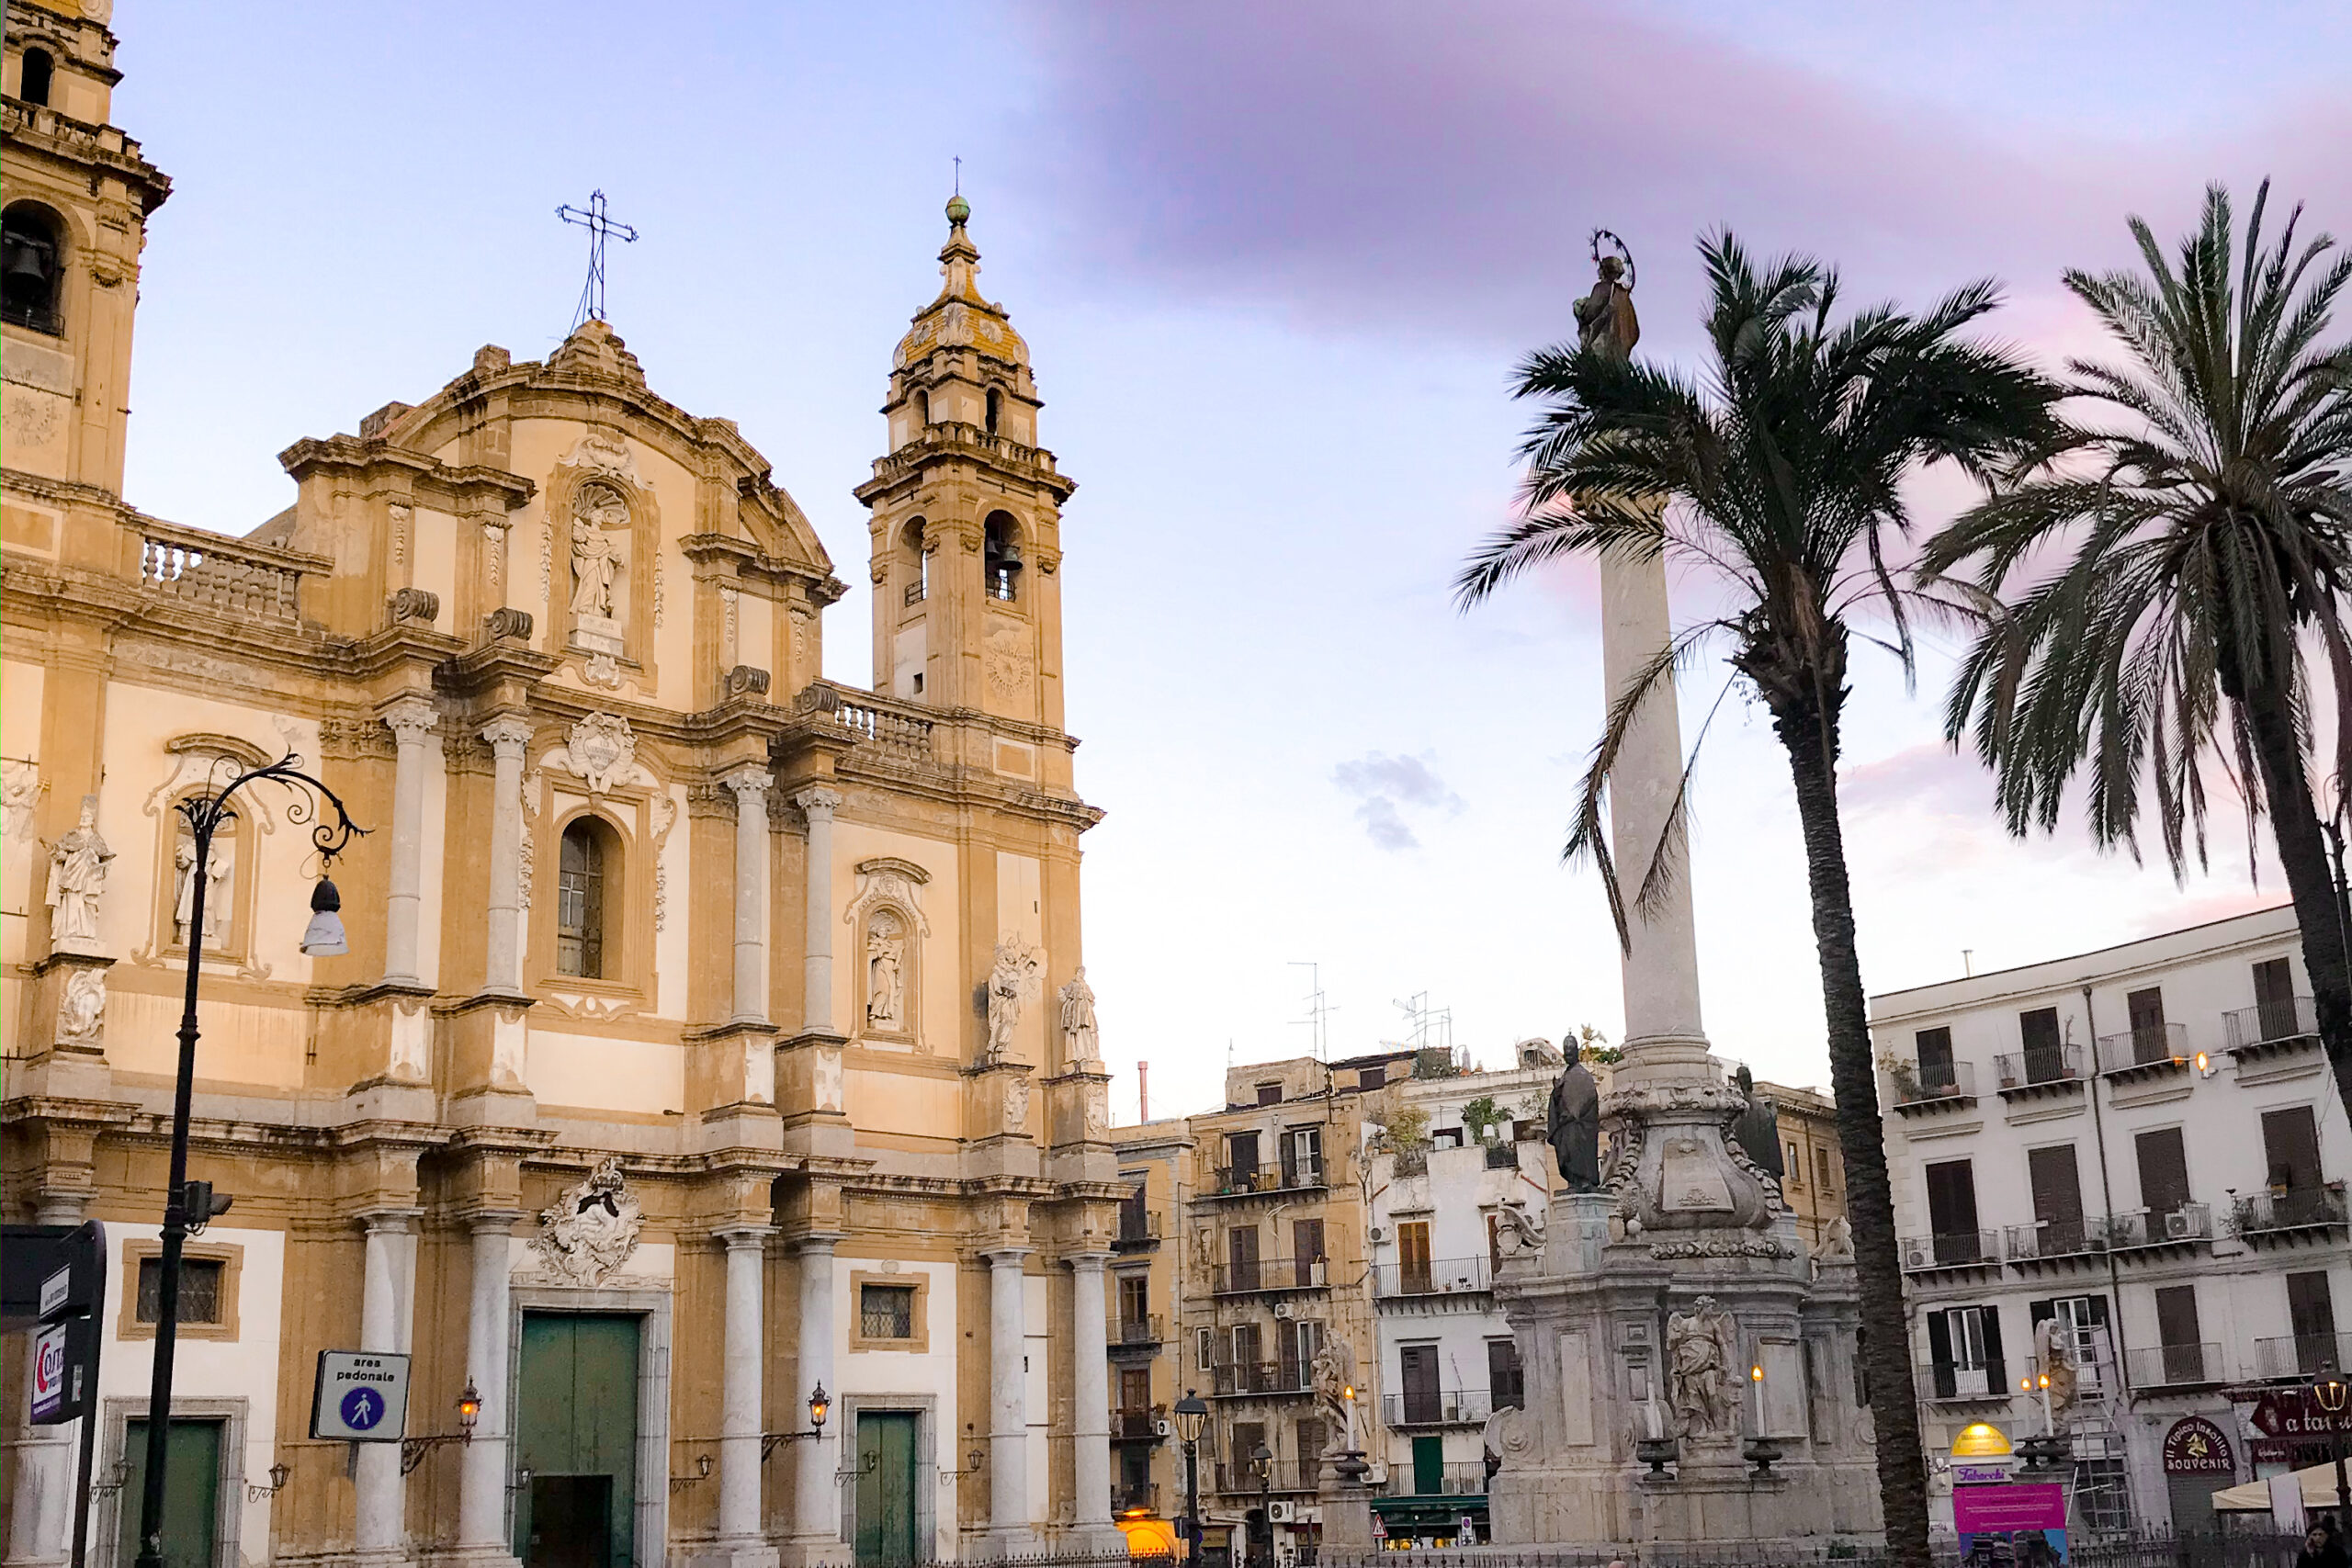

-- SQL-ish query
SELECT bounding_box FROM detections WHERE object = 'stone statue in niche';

[1666,1296,1739,1438]
[1057,965,1100,1063]
[865,911,906,1030]
[568,482,628,624]
[172,827,234,949]
[983,939,1040,1066]
[1545,1039,1601,1192]
[55,967,107,1048]
[45,795,112,953]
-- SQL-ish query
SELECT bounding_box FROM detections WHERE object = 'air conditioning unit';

[1155,1419,1173,1438]
[1268,1501,1296,1524]
[1903,1239,1931,1269]
[1369,1226,1385,1244]
[2164,1209,2197,1239]
[1273,1301,1296,1319]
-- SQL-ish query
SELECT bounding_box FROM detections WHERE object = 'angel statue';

[1666,1296,1740,1438]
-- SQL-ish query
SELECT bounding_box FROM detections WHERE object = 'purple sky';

[113,2,2349,1117]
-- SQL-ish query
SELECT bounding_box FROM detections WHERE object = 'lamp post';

[133,756,362,1568]
[1174,1390,1207,1565]
[2316,1370,2350,1529]
[1250,1440,1272,1568]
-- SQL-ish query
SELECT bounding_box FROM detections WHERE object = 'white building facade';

[1873,905,2348,1538]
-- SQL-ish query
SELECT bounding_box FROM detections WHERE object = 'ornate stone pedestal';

[1317,1452,1375,1551]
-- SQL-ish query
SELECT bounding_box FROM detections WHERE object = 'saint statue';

[1666,1296,1739,1438]
[1546,1039,1601,1192]
[1730,1063,1784,1179]
[45,795,112,951]
[173,830,233,949]
[984,940,1037,1065]
[1057,966,1100,1062]
[1573,232,1640,362]
[569,485,628,619]
[865,923,904,1029]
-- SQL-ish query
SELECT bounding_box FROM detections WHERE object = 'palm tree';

[1457,232,2058,1567]
[1926,182,2352,1121]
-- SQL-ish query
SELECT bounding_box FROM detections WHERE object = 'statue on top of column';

[1573,229,1640,363]
[1057,966,1100,1063]
[1730,1064,1785,1180]
[1545,1039,1601,1193]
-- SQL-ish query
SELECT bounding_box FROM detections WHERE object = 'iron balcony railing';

[1211,1258,1329,1294]
[1893,1058,1974,1105]
[2253,1334,2352,1381]
[1372,1257,1492,1299]
[1901,1230,2000,1270]
[2125,1342,2226,1389]
[2003,1217,2106,1262]
[1379,1462,1488,1497]
[1210,1360,1313,1397]
[1382,1388,1491,1427]
[1112,1407,1166,1439]
[2100,1203,2212,1249]
[2233,1185,2349,1239]
[1213,1461,1321,1494]
[1208,1160,1331,1197]
[1994,1044,2085,1090]
[2095,1021,2188,1072]
[1115,1314,1165,1346]
[1917,1360,2012,1402]
[2227,995,2320,1051]
[1115,1207,1162,1248]
[1112,1482,1159,1515]
[1482,1141,1521,1170]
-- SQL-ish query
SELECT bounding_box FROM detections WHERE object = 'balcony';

[2002,1217,2108,1269]
[1901,1230,2001,1273]
[2226,995,2320,1060]
[2232,1185,2350,1244]
[2254,1334,2352,1382]
[1114,1314,1166,1348]
[1892,1058,1975,1114]
[1917,1359,2014,1404]
[2095,1022,2189,1084]
[1483,1141,1521,1170]
[1210,1360,1312,1397]
[1379,1462,1488,1498]
[1212,1258,1329,1294]
[1214,1460,1322,1495]
[1993,1044,2085,1100]
[1372,1256,1493,1301]
[1115,1207,1163,1251]
[1204,1160,1332,1200]
[2099,1203,2212,1257]
[1383,1388,1492,1428]
[1112,1406,1168,1440]
[1112,1482,1160,1515]
[2125,1342,2227,1390]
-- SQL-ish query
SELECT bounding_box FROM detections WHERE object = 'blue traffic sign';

[340,1387,385,1431]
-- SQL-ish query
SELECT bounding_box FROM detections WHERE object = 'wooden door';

[1399,1344,1439,1426]
[2256,957,2299,1039]
[2126,987,2168,1062]
[1411,1434,1445,1495]
[854,1411,919,1566]
[2018,1007,2063,1079]
[2134,1128,2190,1220]
[2262,1105,2324,1200]
[2155,1285,2204,1382]
[119,1418,220,1568]
[1924,1160,1979,1262]
[1227,1225,1260,1292]
[1291,1219,1323,1286]
[2027,1145,2086,1254]
[1397,1221,1431,1294]
[515,1314,639,1568]
[1120,1367,1152,1420]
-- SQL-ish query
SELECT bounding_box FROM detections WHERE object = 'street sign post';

[310,1351,412,1442]
[8,1219,107,1568]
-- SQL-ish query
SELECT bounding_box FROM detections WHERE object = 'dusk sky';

[116,3,2352,1119]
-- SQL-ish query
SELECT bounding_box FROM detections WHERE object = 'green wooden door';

[514,1314,639,1568]
[1410,1435,1444,1495]
[854,1411,919,1566]
[119,1419,221,1568]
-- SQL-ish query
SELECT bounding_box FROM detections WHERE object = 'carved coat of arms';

[532,1156,644,1286]
[568,714,636,795]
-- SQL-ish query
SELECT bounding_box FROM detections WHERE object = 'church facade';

[2,6,1127,1566]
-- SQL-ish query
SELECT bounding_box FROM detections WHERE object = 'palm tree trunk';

[1774,694,1931,1568]
[2238,673,2352,1123]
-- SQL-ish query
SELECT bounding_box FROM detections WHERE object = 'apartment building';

[1873,905,2348,1537]
[1761,1079,1849,1254]
[1106,1119,1196,1533]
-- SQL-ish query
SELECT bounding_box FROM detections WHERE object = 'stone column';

[455,1213,522,1563]
[354,1210,420,1557]
[480,718,534,998]
[380,697,441,987]
[984,1247,1034,1551]
[1597,549,1709,1066]
[793,787,841,1034]
[4,1191,88,1568]
[716,1227,776,1562]
[722,769,775,1026]
[1066,1253,1116,1540]
[788,1236,842,1565]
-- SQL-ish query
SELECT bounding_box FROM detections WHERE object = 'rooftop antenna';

[954,155,962,196]
[556,189,639,333]
[1290,962,1334,1063]
[1962,949,1974,977]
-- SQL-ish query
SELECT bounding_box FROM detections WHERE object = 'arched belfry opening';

[982,512,1021,603]
[19,48,54,107]
[901,518,928,605]
[2,204,63,333]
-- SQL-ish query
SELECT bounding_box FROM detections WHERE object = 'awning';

[2213,1462,2352,1513]
[1370,1495,1489,1532]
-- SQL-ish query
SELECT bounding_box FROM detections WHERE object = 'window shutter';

[2134,1129,2190,1215]
[2154,1285,2200,1348]
[1979,1307,2007,1386]
[1926,1160,1979,1237]
[2290,1271,2337,1344]
[2262,1106,2324,1191]
[1916,1027,1956,1085]
[1926,1313,1955,1399]
[2126,987,2167,1061]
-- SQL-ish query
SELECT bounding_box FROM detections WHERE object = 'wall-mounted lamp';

[670,1453,716,1494]
[401,1381,481,1474]
[245,1461,292,1503]
[763,1383,835,1461]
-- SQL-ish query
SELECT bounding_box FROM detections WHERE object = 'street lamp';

[2315,1370,2350,1529]
[1250,1441,1273,1568]
[1173,1390,1208,1564]
[133,755,362,1568]
[808,1382,830,1433]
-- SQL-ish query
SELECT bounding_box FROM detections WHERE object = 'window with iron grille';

[860,1283,915,1339]
[137,1257,224,1324]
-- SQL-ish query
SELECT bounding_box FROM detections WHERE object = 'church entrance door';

[854,1411,919,1565]
[515,1313,640,1568]
[119,1417,221,1568]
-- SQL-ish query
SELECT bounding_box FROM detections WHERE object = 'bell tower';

[856,195,1077,731]
[1,0,171,521]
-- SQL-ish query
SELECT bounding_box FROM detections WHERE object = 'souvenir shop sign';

[2162,1416,2234,1475]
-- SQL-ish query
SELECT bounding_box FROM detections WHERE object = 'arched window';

[985,387,1001,435]
[913,388,930,426]
[2,205,62,333]
[557,817,618,978]
[19,49,54,107]
[983,511,1022,603]
[901,518,927,605]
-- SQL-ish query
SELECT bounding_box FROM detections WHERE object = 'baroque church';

[2,5,1129,1565]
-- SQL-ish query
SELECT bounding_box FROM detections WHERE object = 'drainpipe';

[2081,984,2132,1403]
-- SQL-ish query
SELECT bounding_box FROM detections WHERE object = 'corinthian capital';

[793,784,843,824]
[480,716,534,755]
[719,765,775,803]
[379,695,441,742]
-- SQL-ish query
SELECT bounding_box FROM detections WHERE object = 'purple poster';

[1955,1484,2068,1533]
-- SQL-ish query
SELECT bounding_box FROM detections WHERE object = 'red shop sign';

[2163,1417,2235,1475]
[2250,1392,2352,1440]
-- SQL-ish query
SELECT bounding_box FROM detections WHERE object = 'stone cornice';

[854,421,1077,508]
[0,101,170,211]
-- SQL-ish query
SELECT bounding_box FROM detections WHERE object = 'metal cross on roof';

[556,189,639,332]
